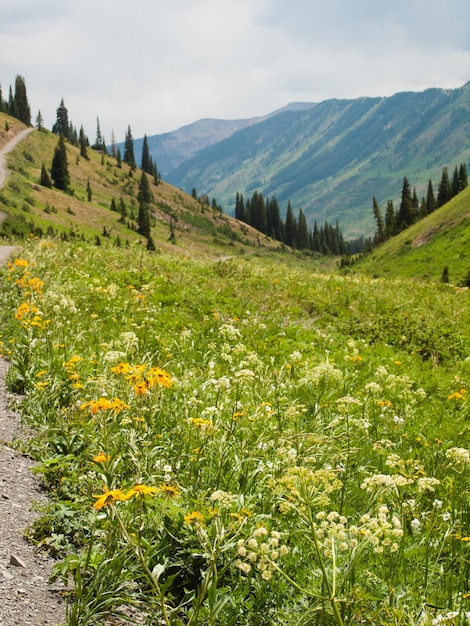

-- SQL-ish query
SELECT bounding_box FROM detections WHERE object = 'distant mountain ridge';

[137,83,470,237]
[133,102,317,175]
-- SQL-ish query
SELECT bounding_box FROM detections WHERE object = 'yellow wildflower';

[159,484,181,498]
[134,381,150,396]
[92,487,127,510]
[125,484,159,499]
[184,511,204,526]
[92,452,110,463]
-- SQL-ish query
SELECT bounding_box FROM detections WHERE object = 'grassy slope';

[351,186,470,284]
[0,113,290,260]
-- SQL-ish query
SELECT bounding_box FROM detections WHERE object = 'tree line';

[234,191,359,255]
[0,75,31,126]
[372,164,468,245]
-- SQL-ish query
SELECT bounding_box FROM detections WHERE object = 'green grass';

[1,238,470,625]
[351,186,470,284]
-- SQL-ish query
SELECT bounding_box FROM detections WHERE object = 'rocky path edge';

[0,129,66,625]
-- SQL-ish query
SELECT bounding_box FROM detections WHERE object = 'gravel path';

[0,129,66,625]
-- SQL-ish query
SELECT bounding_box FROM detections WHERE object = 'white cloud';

[1,0,469,142]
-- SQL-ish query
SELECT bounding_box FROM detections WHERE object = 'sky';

[1,0,469,143]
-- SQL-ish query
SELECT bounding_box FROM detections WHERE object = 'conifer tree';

[266,196,282,240]
[79,126,89,160]
[93,117,103,150]
[437,167,451,207]
[39,163,52,188]
[123,125,136,170]
[138,171,153,205]
[35,110,44,131]
[425,180,436,215]
[8,86,17,118]
[372,196,385,243]
[51,134,70,190]
[14,75,31,125]
[141,134,152,174]
[296,209,309,250]
[459,163,468,190]
[116,147,122,168]
[53,98,69,138]
[396,177,414,231]
[235,193,245,222]
[284,201,296,248]
[384,200,396,239]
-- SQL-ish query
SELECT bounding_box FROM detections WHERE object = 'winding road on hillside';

[0,128,66,625]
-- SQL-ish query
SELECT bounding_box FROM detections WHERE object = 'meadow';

[1,238,469,625]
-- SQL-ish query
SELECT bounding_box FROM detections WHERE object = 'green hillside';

[351,185,470,284]
[0,112,283,259]
[165,83,470,238]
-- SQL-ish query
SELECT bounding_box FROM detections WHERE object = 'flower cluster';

[110,361,173,393]
[236,527,289,579]
[315,506,403,557]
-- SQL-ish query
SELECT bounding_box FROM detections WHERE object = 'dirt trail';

[0,129,66,625]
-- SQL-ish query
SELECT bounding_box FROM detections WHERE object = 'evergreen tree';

[235,193,245,222]
[396,177,414,231]
[384,200,396,239]
[138,171,153,205]
[284,201,296,248]
[92,117,103,150]
[53,98,69,138]
[250,191,266,233]
[39,163,52,188]
[141,134,152,173]
[372,196,385,243]
[79,126,89,160]
[87,178,92,202]
[266,196,282,240]
[311,221,321,252]
[425,180,436,215]
[116,147,122,168]
[14,75,31,125]
[35,110,44,131]
[8,86,17,118]
[441,266,449,284]
[296,209,309,250]
[437,167,451,207]
[50,135,70,190]
[137,201,151,238]
[123,125,136,169]
[110,130,117,158]
[459,163,468,191]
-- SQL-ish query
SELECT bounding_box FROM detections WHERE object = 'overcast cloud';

[1,0,469,142]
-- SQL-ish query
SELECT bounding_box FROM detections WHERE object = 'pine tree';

[384,200,396,239]
[123,125,136,170]
[14,75,31,125]
[138,171,153,205]
[87,178,92,202]
[8,86,17,118]
[425,180,436,215]
[137,202,151,238]
[39,163,52,188]
[437,167,451,207]
[250,191,266,233]
[296,209,309,250]
[141,134,152,173]
[396,177,414,231]
[116,147,122,168]
[284,201,296,248]
[266,196,282,240]
[459,163,468,191]
[35,110,44,131]
[235,193,245,222]
[372,196,385,243]
[53,98,69,138]
[50,135,70,190]
[79,126,89,160]
[93,117,103,150]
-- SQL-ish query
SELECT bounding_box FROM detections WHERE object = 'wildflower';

[184,511,204,526]
[80,397,130,414]
[134,381,150,396]
[159,484,181,498]
[147,367,172,388]
[92,487,127,510]
[410,518,421,532]
[92,452,110,463]
[126,484,159,499]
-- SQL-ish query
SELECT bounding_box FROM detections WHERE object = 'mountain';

[144,83,470,238]
[132,102,317,175]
